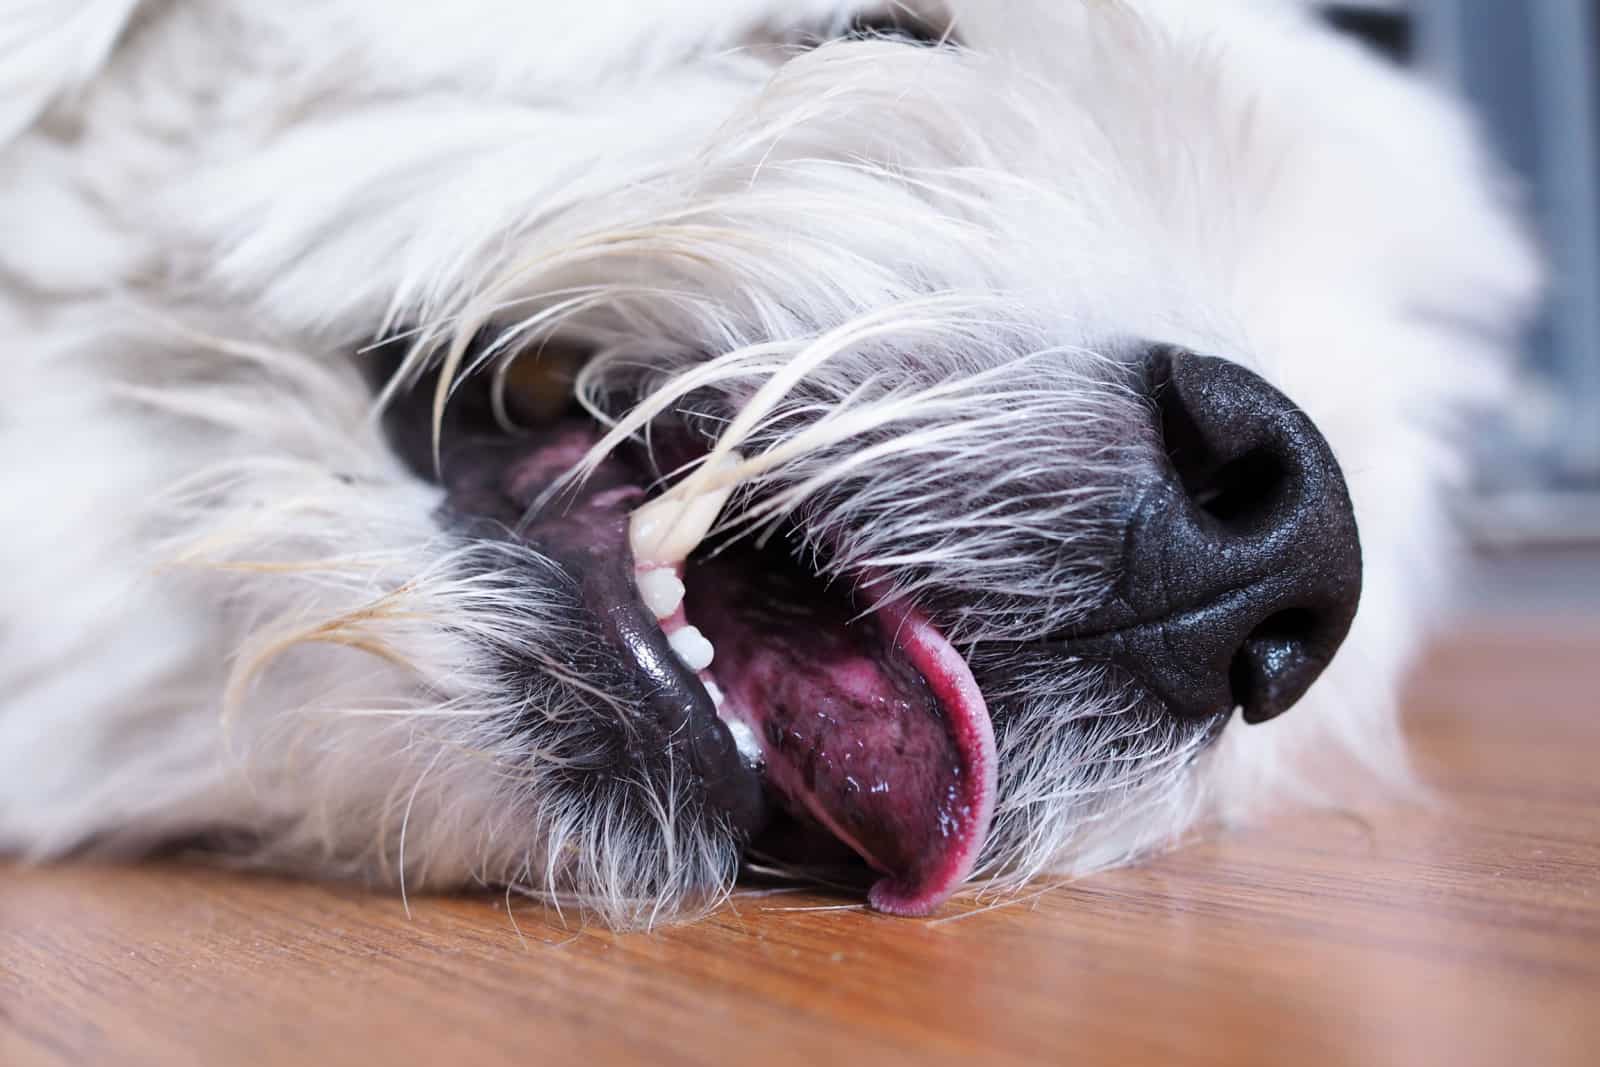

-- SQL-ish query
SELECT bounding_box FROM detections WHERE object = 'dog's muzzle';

[1062,348,1363,725]
[387,337,1360,916]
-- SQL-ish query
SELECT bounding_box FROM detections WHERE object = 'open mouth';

[425,386,997,916]
[671,527,996,916]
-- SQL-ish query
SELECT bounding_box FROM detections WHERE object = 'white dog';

[0,1,1538,924]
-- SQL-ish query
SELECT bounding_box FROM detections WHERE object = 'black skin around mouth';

[480,428,768,838]
[372,351,769,839]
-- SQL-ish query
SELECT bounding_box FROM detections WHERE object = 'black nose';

[1071,348,1362,724]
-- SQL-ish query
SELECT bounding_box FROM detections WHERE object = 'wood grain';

[2,626,1597,1066]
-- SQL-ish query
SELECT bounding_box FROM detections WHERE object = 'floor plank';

[2,626,1596,1066]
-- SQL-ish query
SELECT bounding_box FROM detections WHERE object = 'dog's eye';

[1319,4,1414,64]
[368,331,593,480]
[788,8,956,53]
[844,11,954,48]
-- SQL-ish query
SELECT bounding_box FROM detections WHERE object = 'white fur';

[0,0,1539,924]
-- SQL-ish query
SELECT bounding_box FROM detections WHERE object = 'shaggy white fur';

[0,0,1539,925]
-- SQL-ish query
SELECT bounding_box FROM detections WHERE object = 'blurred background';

[1330,0,1600,621]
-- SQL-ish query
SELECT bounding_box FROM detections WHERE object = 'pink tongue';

[685,558,996,915]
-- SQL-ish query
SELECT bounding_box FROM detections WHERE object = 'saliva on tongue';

[684,541,996,916]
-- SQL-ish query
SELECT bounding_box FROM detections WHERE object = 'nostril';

[1227,608,1328,724]
[1154,352,1291,528]
[1186,447,1288,525]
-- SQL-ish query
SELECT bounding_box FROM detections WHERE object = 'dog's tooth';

[636,567,685,619]
[667,625,715,672]
[629,493,724,565]
[703,679,726,708]
[628,453,743,565]
[725,719,762,767]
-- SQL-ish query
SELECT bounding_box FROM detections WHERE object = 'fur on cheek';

[0,315,742,926]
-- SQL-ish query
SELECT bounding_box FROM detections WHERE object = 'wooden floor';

[2,626,1597,1066]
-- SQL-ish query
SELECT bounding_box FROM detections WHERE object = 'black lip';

[521,496,770,838]
[437,427,769,841]
[371,336,772,840]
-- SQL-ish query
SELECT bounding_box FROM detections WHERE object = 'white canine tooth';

[703,679,726,708]
[628,452,743,565]
[725,719,763,767]
[636,568,685,618]
[667,625,715,672]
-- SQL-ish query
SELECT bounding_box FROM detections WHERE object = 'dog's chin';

[413,390,998,916]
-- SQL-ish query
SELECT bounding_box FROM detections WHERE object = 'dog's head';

[5,1,1538,921]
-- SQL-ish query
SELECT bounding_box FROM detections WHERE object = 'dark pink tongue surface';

[685,550,996,915]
